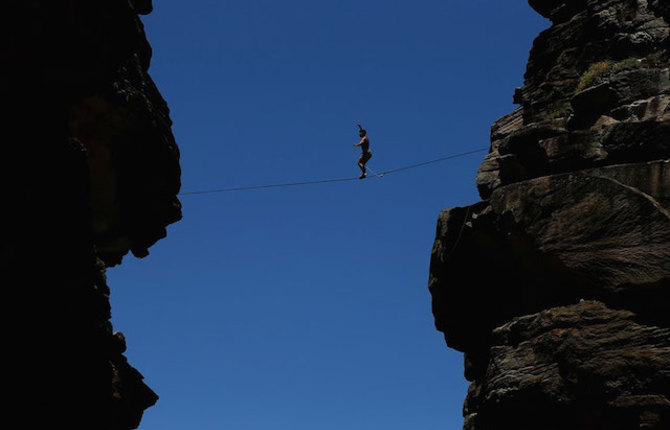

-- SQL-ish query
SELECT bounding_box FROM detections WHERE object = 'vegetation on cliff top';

[576,52,668,93]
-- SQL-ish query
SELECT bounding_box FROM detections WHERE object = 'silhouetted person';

[353,123,372,179]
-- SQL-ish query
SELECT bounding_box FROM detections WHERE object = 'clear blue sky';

[108,2,548,429]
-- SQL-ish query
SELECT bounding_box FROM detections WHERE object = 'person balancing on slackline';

[353,123,372,179]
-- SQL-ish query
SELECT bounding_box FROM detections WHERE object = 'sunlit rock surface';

[430,1,669,428]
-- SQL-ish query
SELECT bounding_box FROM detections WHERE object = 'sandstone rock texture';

[0,1,180,428]
[429,1,670,429]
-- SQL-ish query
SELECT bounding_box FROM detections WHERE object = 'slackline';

[179,147,488,196]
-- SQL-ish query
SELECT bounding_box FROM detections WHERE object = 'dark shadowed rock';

[651,0,670,24]
[1,1,179,428]
[131,0,154,15]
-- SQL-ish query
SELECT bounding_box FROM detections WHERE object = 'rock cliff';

[1,1,180,428]
[429,1,669,428]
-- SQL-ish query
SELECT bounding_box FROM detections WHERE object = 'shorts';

[359,151,372,164]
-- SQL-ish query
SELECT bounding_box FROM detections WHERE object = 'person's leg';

[358,164,366,178]
[358,156,367,178]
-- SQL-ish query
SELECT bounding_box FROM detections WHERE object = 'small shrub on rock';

[576,61,612,92]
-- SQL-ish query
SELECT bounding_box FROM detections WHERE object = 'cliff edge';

[1,1,180,428]
[429,1,669,428]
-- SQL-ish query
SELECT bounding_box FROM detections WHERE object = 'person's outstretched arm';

[353,136,367,146]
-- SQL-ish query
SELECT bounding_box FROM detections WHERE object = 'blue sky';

[108,2,548,429]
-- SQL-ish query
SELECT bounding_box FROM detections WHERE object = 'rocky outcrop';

[464,301,670,430]
[1,1,180,428]
[430,1,669,428]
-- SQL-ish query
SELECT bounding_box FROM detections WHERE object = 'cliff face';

[429,1,669,428]
[1,1,180,428]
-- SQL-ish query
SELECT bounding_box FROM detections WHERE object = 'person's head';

[357,124,367,137]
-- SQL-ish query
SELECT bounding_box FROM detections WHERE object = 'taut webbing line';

[179,177,358,195]
[179,147,488,196]
[380,148,488,175]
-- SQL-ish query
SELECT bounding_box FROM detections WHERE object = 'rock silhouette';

[1,1,180,428]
